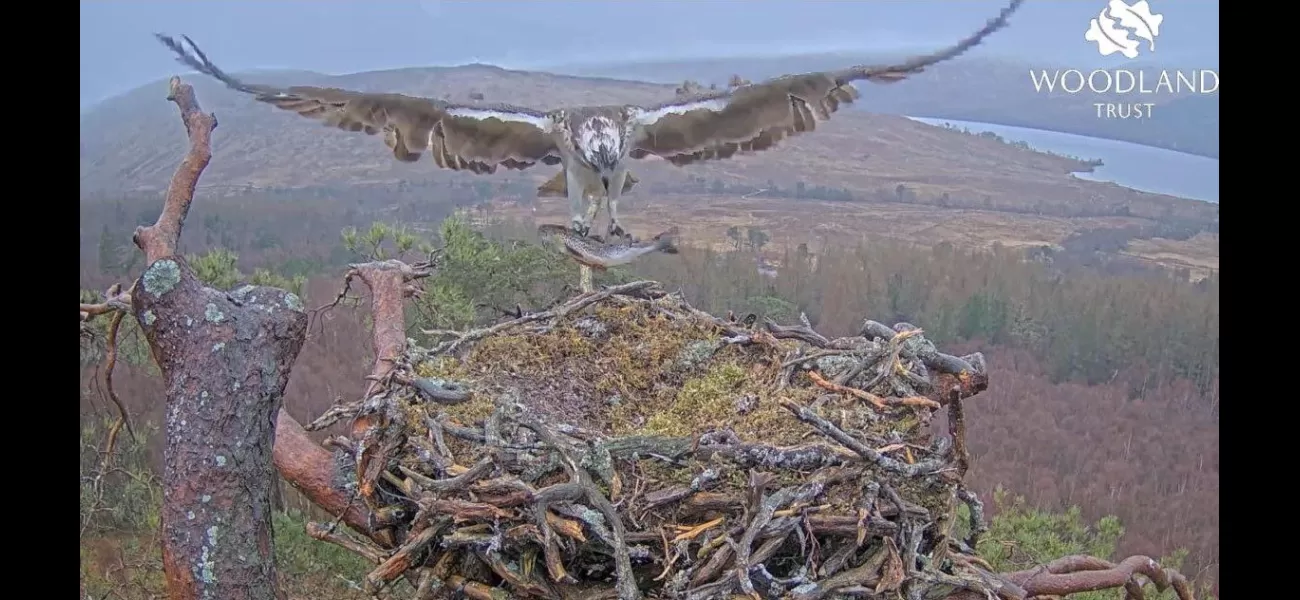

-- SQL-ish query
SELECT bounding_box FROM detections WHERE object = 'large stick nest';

[306,281,1019,600]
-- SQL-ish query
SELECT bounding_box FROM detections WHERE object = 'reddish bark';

[947,554,1193,600]
[133,77,212,266]
[127,76,397,581]
[129,75,311,600]
[272,409,374,535]
[354,263,409,395]
[133,257,306,600]
[341,260,432,518]
[270,262,431,551]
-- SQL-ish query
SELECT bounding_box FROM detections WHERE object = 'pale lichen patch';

[675,339,721,370]
[231,285,256,302]
[282,292,304,312]
[142,310,157,325]
[142,259,181,297]
[212,342,225,353]
[197,543,216,586]
[214,455,227,467]
[204,303,225,323]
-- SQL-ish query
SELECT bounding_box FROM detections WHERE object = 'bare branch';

[132,77,216,264]
[946,555,1195,600]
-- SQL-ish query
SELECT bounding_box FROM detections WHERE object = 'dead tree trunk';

[128,76,308,600]
[133,258,306,599]
[76,75,389,598]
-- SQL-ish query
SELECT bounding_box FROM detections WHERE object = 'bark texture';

[126,75,314,600]
[133,259,307,600]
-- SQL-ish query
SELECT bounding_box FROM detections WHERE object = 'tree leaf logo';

[1085,0,1165,59]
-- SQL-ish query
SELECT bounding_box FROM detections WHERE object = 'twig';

[763,317,831,347]
[306,521,388,564]
[423,280,656,356]
[102,307,135,441]
[807,371,940,411]
[79,282,138,441]
[779,400,947,477]
[365,521,446,592]
[956,487,987,550]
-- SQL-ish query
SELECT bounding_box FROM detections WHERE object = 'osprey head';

[552,108,636,183]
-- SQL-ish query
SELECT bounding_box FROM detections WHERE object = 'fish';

[537,224,680,270]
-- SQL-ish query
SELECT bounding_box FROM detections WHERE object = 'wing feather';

[154,34,561,174]
[628,0,1023,166]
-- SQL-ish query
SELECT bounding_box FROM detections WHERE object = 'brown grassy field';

[1122,232,1220,278]
[498,193,1165,254]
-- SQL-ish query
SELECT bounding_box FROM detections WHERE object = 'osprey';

[156,0,1022,240]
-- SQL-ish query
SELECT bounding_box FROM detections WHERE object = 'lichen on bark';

[133,256,306,599]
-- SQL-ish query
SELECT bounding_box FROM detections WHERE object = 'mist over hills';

[549,53,1218,158]
[79,53,1217,196]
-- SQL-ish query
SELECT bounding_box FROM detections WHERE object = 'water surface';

[906,116,1219,204]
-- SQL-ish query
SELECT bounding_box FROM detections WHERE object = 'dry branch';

[76,76,347,600]
[133,76,214,265]
[120,76,314,600]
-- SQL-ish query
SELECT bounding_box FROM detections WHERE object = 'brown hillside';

[79,65,1218,275]
[80,66,1201,210]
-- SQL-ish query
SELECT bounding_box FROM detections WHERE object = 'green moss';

[398,296,952,527]
[640,362,746,437]
[407,298,872,450]
[415,356,469,380]
[471,325,599,373]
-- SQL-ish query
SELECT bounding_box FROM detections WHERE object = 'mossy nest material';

[307,281,998,600]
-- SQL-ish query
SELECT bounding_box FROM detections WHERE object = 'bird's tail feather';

[154,33,275,97]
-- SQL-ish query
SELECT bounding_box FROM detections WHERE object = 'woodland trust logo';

[1028,0,1219,120]
[1086,0,1162,59]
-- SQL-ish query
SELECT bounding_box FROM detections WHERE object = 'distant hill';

[79,64,677,193]
[78,60,1219,282]
[550,54,1219,159]
[79,60,1210,207]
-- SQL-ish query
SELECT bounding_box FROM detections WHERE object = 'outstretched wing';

[627,0,1024,167]
[154,34,561,174]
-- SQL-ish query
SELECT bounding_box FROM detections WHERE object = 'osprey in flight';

[157,0,1022,240]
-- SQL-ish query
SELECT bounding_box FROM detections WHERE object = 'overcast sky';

[80,0,1219,110]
